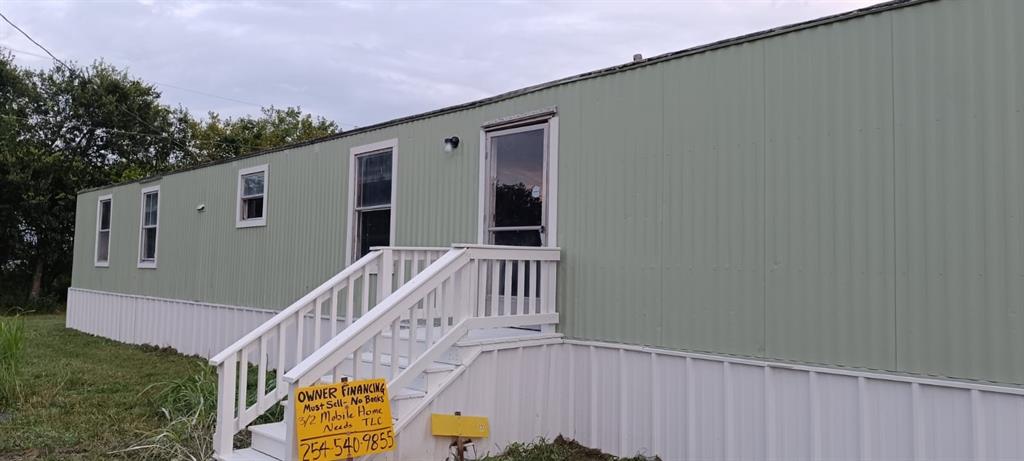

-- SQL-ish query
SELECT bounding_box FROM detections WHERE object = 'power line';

[149,80,264,108]
[1,11,196,154]
[0,42,359,129]
[0,44,48,60]
[1,113,267,152]
[1,11,357,138]
[0,11,67,67]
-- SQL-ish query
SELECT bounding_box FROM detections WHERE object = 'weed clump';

[483,435,660,461]
[0,316,25,410]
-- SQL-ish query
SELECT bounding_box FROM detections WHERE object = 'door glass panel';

[492,129,544,228]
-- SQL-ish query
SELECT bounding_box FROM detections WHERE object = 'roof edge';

[79,0,931,195]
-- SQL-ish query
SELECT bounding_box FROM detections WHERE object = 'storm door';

[484,123,549,247]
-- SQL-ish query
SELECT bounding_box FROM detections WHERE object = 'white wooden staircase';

[209,245,560,461]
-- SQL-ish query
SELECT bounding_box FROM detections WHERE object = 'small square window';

[237,165,268,228]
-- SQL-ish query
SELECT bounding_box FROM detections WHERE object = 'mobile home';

[68,0,1024,459]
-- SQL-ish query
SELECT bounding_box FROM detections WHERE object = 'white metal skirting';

[396,340,1024,461]
[66,287,278,359]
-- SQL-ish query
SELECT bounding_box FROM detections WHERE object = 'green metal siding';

[72,0,1024,384]
[763,14,897,370]
[893,0,1024,384]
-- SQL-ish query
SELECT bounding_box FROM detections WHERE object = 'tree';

[180,106,339,166]
[0,53,342,306]
[1,54,191,301]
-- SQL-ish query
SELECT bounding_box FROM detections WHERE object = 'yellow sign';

[294,378,395,460]
[430,413,490,438]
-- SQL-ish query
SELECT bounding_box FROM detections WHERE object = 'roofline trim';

[79,0,931,195]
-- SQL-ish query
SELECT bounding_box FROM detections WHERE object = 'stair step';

[358,351,459,369]
[457,328,562,346]
[249,422,287,460]
[220,447,281,461]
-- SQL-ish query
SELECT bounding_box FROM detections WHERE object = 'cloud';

[1,0,883,128]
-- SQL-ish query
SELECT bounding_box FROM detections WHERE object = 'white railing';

[210,247,446,456]
[279,244,560,459]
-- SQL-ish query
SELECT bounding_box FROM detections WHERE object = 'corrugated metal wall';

[892,0,1024,384]
[396,340,1024,461]
[72,0,1024,385]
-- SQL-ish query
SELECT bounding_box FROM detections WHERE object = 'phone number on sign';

[299,429,395,461]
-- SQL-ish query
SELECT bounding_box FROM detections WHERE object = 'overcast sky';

[1,0,881,129]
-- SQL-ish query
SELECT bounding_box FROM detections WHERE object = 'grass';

[482,436,660,461]
[0,316,26,410]
[0,314,209,460]
[0,315,645,460]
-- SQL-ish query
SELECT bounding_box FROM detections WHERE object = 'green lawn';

[0,315,208,460]
[0,315,655,461]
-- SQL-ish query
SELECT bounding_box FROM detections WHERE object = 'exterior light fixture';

[443,136,460,153]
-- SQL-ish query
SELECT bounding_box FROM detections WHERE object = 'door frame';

[345,138,398,264]
[477,109,559,247]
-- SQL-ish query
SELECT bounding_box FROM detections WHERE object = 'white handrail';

[212,244,558,460]
[283,248,471,386]
[211,246,447,458]
[209,251,380,366]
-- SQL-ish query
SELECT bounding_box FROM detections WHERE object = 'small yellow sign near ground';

[430,413,490,438]
[294,378,394,460]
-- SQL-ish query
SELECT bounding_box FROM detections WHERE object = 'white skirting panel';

[66,287,277,359]
[395,340,1024,461]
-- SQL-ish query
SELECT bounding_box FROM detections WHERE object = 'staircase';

[209,245,560,460]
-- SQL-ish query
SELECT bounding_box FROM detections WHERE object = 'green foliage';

[0,316,26,410]
[0,51,341,308]
[120,361,283,459]
[482,436,661,461]
[179,105,339,166]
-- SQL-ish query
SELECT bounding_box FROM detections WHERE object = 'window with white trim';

[353,150,392,258]
[138,186,159,268]
[236,165,268,228]
[95,195,112,266]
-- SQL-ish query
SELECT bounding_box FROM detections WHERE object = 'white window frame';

[477,109,559,247]
[94,194,112,267]
[137,185,160,269]
[236,164,269,228]
[345,138,398,264]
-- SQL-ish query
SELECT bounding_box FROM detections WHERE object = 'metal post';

[455,411,464,461]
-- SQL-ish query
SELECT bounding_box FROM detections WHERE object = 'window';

[236,164,268,228]
[353,150,393,258]
[138,185,159,268]
[94,195,112,266]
